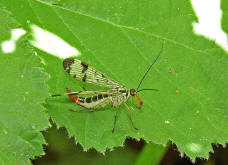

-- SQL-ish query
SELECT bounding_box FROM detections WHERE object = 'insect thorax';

[110,87,130,107]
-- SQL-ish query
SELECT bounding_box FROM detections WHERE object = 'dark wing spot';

[81,62,88,73]
[66,69,71,74]
[98,94,103,100]
[86,97,92,103]
[82,74,87,82]
[63,58,75,70]
[103,94,108,98]
[92,96,98,102]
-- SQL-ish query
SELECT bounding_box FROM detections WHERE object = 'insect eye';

[130,89,136,96]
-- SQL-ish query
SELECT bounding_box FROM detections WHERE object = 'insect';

[52,42,164,133]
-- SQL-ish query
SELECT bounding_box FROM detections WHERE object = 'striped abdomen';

[76,94,112,109]
[68,88,130,109]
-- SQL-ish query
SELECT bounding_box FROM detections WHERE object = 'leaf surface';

[0,6,49,165]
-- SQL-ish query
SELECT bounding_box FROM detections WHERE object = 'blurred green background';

[32,121,228,165]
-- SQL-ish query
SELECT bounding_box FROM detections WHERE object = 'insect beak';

[134,93,143,108]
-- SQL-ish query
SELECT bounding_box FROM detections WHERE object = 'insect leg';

[131,96,136,107]
[123,103,139,131]
[69,108,94,113]
[52,90,112,97]
[112,110,119,133]
[69,109,87,112]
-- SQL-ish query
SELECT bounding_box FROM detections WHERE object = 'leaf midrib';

[36,0,210,55]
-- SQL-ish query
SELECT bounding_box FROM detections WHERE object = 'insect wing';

[64,90,114,96]
[63,58,123,88]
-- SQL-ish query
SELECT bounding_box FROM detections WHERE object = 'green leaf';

[0,7,50,165]
[2,0,228,161]
[221,0,228,33]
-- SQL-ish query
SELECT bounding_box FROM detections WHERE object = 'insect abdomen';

[80,94,111,109]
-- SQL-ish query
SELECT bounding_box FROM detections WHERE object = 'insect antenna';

[137,88,159,93]
[136,41,164,91]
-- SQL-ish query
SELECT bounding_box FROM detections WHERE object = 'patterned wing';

[63,58,124,88]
